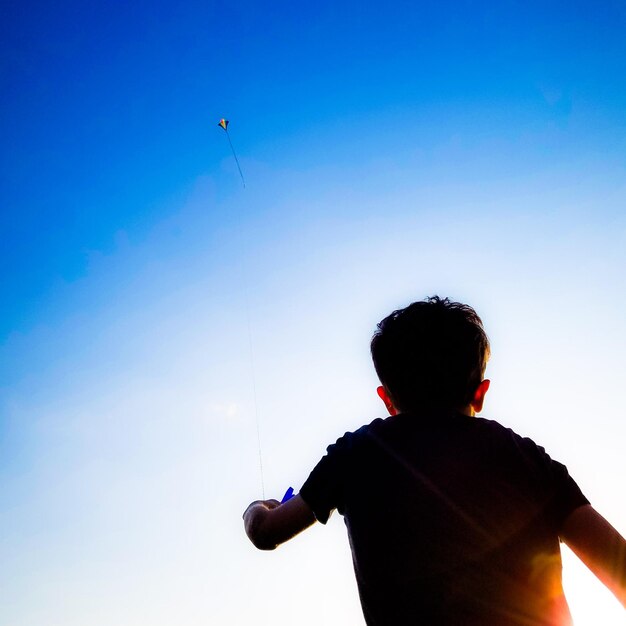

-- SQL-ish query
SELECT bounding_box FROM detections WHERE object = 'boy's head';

[371,296,490,414]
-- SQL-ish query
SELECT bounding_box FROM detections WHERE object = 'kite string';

[245,300,266,500]
[226,130,246,188]
[220,118,261,495]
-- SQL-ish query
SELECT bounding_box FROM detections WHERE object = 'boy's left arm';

[560,504,626,607]
[243,494,316,550]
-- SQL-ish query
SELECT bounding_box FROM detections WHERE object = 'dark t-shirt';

[300,411,589,626]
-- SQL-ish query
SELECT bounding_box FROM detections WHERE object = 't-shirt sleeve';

[513,431,590,528]
[299,432,352,524]
[548,456,590,526]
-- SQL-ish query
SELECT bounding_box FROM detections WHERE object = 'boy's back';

[300,410,587,625]
[243,296,626,624]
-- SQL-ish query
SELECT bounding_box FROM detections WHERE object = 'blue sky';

[1,1,625,624]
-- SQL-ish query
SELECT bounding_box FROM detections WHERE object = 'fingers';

[243,498,281,519]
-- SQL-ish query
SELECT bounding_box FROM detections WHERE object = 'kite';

[218,118,246,187]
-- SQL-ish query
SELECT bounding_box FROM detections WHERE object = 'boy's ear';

[377,385,398,416]
[470,379,490,414]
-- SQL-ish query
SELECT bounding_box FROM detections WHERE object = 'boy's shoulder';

[338,411,558,474]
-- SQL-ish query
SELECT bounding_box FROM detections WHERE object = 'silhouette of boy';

[243,296,625,625]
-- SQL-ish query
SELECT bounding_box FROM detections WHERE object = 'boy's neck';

[460,404,476,417]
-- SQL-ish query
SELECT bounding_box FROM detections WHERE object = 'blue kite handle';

[281,486,295,504]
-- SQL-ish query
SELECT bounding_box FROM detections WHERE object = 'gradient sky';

[1,2,625,624]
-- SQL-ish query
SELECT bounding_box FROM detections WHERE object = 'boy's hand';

[242,494,316,550]
[242,500,281,550]
[243,499,280,518]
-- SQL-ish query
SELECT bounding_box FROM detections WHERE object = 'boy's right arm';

[560,504,626,608]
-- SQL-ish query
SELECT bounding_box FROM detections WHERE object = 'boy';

[243,296,625,625]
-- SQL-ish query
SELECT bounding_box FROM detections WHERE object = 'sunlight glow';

[561,546,624,626]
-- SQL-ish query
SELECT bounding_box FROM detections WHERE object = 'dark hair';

[371,296,490,412]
